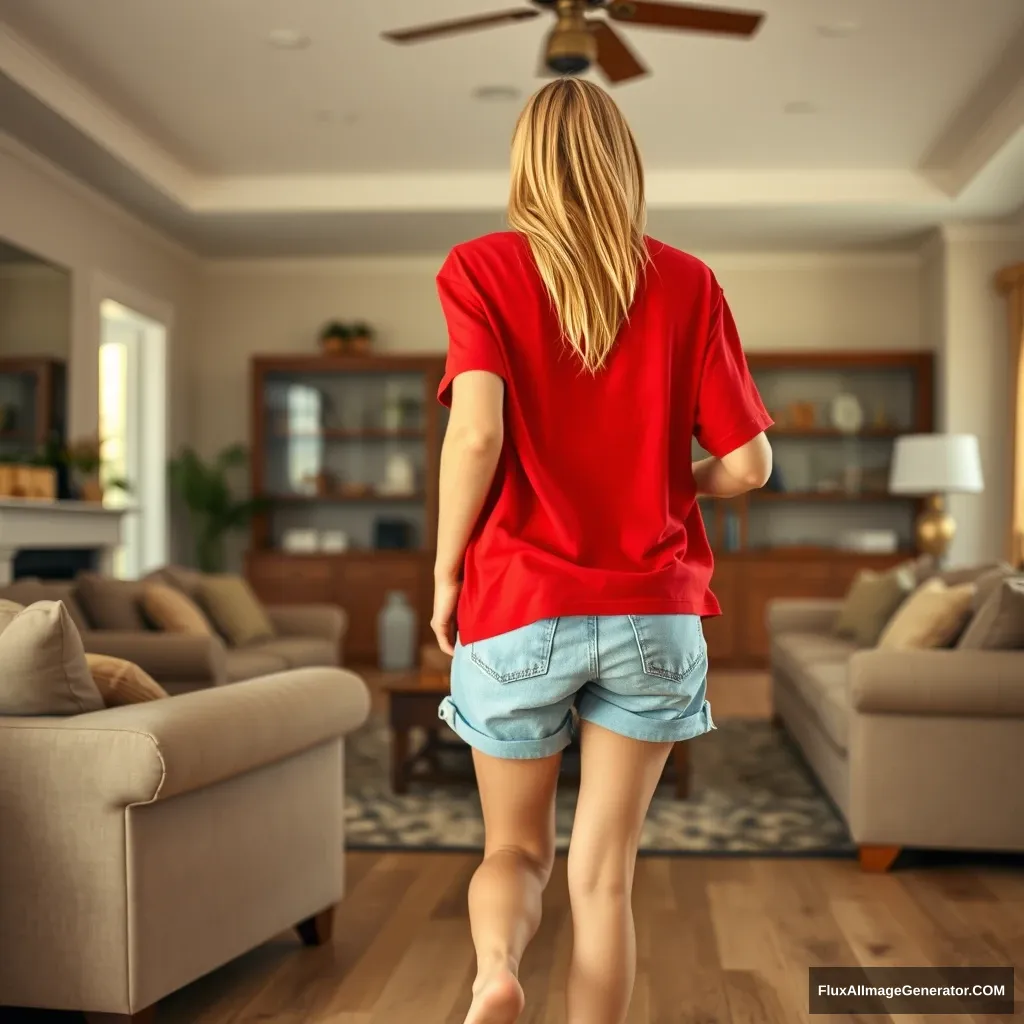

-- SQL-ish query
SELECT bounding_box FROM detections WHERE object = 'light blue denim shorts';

[438,614,714,760]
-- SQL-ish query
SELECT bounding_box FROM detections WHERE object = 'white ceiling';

[1,0,1023,254]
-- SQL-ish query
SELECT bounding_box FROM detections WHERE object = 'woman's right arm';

[693,432,772,497]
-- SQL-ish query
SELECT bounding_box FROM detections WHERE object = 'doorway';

[99,300,167,579]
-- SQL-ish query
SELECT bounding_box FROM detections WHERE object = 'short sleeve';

[436,250,507,408]
[693,285,773,457]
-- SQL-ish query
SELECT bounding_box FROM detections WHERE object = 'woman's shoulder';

[446,231,525,266]
[645,237,715,282]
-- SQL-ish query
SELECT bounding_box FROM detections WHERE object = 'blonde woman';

[432,79,773,1024]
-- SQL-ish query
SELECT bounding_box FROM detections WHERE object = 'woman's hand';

[431,575,462,656]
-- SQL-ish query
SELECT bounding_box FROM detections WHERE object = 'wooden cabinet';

[703,551,908,667]
[246,549,431,665]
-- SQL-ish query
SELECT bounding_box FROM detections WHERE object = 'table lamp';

[889,434,984,559]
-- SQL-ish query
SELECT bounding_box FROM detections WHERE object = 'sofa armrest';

[267,604,347,642]
[766,599,843,636]
[849,649,1024,717]
[83,630,227,685]
[0,668,370,808]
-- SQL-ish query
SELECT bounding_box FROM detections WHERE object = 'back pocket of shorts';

[628,615,706,682]
[471,618,558,684]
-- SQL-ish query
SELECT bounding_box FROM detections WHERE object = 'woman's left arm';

[432,370,505,654]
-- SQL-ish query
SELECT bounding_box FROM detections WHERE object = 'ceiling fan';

[382,0,765,85]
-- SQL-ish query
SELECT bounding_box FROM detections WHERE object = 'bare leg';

[464,748,561,1024]
[566,722,673,1024]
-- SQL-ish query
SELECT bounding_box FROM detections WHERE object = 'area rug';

[345,715,854,855]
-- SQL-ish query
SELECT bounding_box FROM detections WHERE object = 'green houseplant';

[168,444,263,572]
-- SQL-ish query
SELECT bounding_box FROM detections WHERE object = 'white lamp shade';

[889,434,984,495]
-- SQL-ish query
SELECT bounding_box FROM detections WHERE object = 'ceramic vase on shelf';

[378,591,416,671]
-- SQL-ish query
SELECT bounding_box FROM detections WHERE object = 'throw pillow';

[141,582,214,637]
[834,566,916,647]
[145,565,204,599]
[196,574,275,648]
[0,600,104,716]
[878,579,976,650]
[85,653,169,706]
[969,564,1018,614]
[75,572,148,631]
[957,577,1024,650]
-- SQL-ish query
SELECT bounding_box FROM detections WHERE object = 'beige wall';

[196,252,923,458]
[935,229,1024,566]
[0,263,71,359]
[0,134,199,450]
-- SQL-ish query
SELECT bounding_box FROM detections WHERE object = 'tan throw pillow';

[878,579,976,650]
[142,582,214,637]
[85,653,169,706]
[0,600,104,716]
[957,577,1024,650]
[76,572,147,631]
[835,566,916,647]
[196,574,275,647]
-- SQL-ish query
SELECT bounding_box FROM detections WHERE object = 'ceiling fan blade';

[606,1,764,37]
[383,8,540,44]
[592,22,648,83]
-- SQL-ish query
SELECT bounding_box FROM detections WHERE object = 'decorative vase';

[378,591,416,671]
[349,334,372,356]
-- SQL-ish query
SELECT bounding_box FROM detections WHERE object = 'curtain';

[999,264,1024,567]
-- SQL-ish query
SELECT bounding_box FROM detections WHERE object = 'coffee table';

[382,670,691,798]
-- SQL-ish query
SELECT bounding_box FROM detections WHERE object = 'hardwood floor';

[148,853,1024,1023]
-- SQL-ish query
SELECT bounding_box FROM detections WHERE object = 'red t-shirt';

[437,231,771,644]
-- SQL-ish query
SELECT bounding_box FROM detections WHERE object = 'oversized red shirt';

[437,232,771,644]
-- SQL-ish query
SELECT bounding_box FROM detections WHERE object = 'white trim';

[0,131,197,266]
[939,221,1024,244]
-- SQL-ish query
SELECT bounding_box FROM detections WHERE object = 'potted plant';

[168,444,264,572]
[349,321,374,355]
[319,321,351,356]
[64,437,104,502]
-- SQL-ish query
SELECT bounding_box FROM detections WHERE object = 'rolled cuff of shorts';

[576,695,716,744]
[438,696,574,760]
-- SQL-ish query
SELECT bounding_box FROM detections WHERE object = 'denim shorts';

[438,614,714,760]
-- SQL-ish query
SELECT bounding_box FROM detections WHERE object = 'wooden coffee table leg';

[673,741,690,799]
[392,725,410,795]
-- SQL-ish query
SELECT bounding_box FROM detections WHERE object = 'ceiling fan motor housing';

[546,0,599,75]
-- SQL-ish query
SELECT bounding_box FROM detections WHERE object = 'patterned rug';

[344,715,854,855]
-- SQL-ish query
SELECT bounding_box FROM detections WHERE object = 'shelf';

[752,491,910,503]
[268,428,425,441]
[768,427,906,439]
[263,492,425,504]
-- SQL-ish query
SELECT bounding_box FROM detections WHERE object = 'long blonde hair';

[508,78,647,373]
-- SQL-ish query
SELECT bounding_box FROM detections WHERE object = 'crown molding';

[0,130,197,266]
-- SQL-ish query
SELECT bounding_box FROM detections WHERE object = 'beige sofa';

[0,576,347,694]
[769,595,1024,871]
[0,667,370,1022]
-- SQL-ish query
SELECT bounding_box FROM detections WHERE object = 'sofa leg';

[858,845,902,873]
[296,905,336,947]
[86,1009,156,1023]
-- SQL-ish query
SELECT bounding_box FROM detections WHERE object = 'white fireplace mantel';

[0,500,127,586]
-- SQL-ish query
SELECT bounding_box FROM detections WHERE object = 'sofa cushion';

[146,564,204,598]
[776,651,849,752]
[0,579,91,634]
[142,582,215,637]
[878,579,976,650]
[75,572,148,631]
[224,648,290,682]
[249,637,338,669]
[196,574,275,647]
[937,562,1012,588]
[85,653,169,706]
[834,566,915,647]
[0,600,104,715]
[957,577,1024,650]
[772,630,856,685]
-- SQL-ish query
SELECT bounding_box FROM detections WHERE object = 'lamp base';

[915,494,956,559]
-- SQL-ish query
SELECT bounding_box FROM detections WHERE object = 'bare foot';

[464,966,525,1024]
